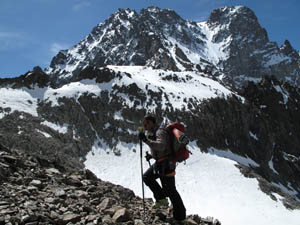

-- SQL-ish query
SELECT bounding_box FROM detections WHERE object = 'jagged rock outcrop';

[0,111,84,171]
[0,66,51,89]
[0,143,221,225]
[186,76,300,207]
[280,40,300,59]
[46,6,207,85]
[46,6,300,88]
[206,6,300,87]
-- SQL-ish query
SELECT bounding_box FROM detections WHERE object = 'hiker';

[139,115,186,223]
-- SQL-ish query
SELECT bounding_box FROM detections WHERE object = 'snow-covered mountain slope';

[84,142,300,225]
[0,66,234,118]
[46,6,300,88]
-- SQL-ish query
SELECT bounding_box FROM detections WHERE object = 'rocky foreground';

[0,143,220,225]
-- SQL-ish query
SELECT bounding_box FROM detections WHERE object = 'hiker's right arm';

[144,129,167,153]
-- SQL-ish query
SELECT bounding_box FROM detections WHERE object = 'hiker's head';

[142,115,157,132]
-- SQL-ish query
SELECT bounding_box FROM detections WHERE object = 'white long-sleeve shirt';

[145,127,172,160]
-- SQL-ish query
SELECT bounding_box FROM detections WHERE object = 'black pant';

[143,161,186,221]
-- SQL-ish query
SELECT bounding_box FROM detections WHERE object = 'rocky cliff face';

[205,7,300,87]
[46,6,300,88]
[47,6,206,85]
[190,76,300,209]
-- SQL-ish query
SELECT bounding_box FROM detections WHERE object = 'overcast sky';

[0,0,299,78]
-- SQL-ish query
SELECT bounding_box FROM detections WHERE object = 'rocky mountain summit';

[0,143,221,225]
[46,6,300,88]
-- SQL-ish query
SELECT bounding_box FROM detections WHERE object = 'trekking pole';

[138,127,146,219]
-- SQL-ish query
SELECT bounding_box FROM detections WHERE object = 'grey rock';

[1,155,17,164]
[185,218,198,225]
[0,209,16,214]
[0,201,9,206]
[55,188,66,197]
[90,198,101,205]
[101,214,112,223]
[86,185,98,193]
[0,205,9,210]
[21,214,38,223]
[50,211,60,220]
[44,197,59,204]
[63,175,83,187]
[29,180,43,189]
[98,198,111,211]
[18,189,31,196]
[24,222,38,225]
[74,190,88,198]
[61,213,81,224]
[0,162,10,168]
[113,208,131,222]
[45,168,60,175]
[23,201,38,210]
[134,219,146,225]
[82,206,94,213]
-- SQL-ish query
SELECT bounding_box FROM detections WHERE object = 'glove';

[145,151,152,161]
[139,132,147,142]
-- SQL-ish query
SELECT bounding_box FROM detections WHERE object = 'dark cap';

[144,114,156,124]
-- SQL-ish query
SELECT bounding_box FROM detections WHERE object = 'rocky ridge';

[0,143,221,225]
[192,76,300,208]
[46,6,300,88]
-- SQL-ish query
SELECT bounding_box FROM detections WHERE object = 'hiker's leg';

[143,164,166,201]
[161,175,186,221]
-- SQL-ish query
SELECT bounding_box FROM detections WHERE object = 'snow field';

[84,142,300,225]
[0,88,38,119]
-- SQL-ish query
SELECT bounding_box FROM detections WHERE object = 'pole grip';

[138,126,144,133]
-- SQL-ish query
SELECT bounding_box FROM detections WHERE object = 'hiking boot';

[153,198,169,208]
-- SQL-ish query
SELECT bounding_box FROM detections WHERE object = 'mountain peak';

[280,40,300,59]
[140,6,183,23]
[46,6,300,88]
[207,6,268,42]
[113,8,137,21]
[208,6,257,25]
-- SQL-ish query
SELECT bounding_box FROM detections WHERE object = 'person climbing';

[139,114,186,224]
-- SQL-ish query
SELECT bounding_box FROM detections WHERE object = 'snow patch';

[273,85,289,104]
[35,129,52,138]
[268,157,279,175]
[0,88,38,119]
[41,121,68,134]
[249,131,259,141]
[198,22,231,64]
[208,147,259,167]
